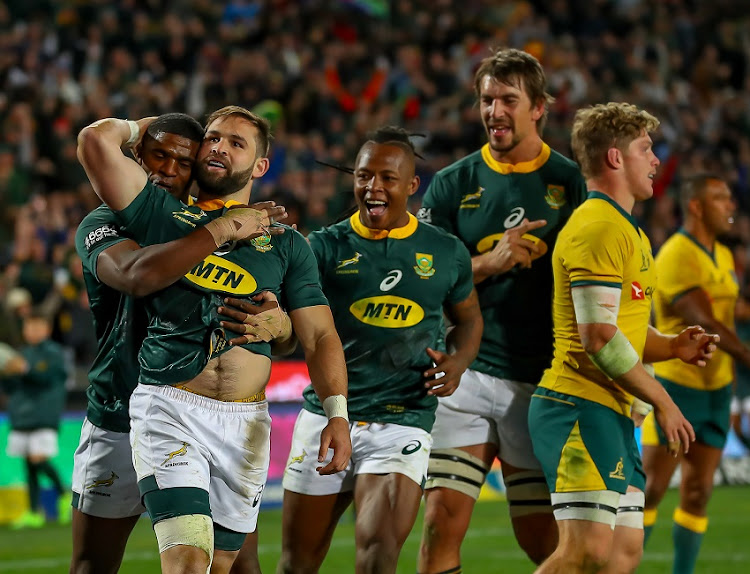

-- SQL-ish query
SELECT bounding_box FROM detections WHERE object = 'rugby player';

[417,48,587,571]
[642,174,748,574]
[77,107,352,573]
[529,102,714,573]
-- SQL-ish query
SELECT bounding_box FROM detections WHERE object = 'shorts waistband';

[174,384,266,403]
[136,384,268,413]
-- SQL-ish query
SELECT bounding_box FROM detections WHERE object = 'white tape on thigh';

[154,514,214,570]
[505,470,552,517]
[616,491,645,529]
[551,490,621,529]
[571,285,621,325]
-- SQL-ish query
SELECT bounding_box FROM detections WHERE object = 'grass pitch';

[1,486,749,573]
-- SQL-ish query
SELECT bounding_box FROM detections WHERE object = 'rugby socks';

[24,459,40,512]
[34,460,66,496]
[643,508,657,546]
[672,507,707,574]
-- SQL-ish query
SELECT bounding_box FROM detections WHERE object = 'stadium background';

[1,0,750,570]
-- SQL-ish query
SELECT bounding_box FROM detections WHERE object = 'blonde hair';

[571,102,660,180]
[205,105,272,159]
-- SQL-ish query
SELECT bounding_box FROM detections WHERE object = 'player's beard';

[487,124,520,154]
[195,162,255,197]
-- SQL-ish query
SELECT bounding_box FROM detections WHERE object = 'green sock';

[643,508,657,547]
[672,508,707,574]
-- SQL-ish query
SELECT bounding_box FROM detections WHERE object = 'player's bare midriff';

[176,345,272,401]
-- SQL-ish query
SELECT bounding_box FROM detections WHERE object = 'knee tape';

[425,448,489,500]
[616,491,645,529]
[504,470,552,517]
[154,514,214,570]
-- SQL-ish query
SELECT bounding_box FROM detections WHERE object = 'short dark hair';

[680,173,725,215]
[364,126,417,159]
[205,106,272,159]
[474,47,554,133]
[146,113,204,143]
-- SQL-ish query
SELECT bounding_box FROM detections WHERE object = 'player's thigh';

[640,442,680,507]
[72,419,145,519]
[281,489,353,559]
[556,518,616,565]
[71,509,140,574]
[354,473,423,548]
[230,530,260,574]
[494,377,542,470]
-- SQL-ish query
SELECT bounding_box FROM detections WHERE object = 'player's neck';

[586,177,635,214]
[683,220,715,251]
[489,135,543,165]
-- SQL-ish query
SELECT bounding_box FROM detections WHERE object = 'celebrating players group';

[67,47,740,574]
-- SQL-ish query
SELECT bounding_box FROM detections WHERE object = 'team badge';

[289,449,308,465]
[86,471,119,490]
[640,249,651,272]
[163,442,189,466]
[250,234,273,252]
[544,185,566,209]
[460,186,484,209]
[336,252,362,270]
[608,457,626,480]
[414,253,435,278]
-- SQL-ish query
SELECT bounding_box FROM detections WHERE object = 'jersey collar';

[481,142,550,174]
[349,212,418,240]
[193,198,244,211]
[587,191,640,233]
[678,228,716,263]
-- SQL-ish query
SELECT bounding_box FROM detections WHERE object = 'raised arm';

[289,305,351,475]
[77,117,155,211]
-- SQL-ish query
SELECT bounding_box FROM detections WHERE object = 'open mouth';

[207,159,227,172]
[365,199,387,217]
[490,126,511,138]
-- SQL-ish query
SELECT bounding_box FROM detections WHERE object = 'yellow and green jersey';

[418,143,587,383]
[653,230,737,390]
[306,213,474,432]
[114,183,328,387]
[540,192,656,416]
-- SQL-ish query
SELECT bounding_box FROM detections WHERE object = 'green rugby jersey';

[75,206,148,432]
[418,143,587,384]
[115,183,328,386]
[304,212,474,432]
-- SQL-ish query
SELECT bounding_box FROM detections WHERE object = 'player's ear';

[408,175,420,197]
[252,157,270,179]
[605,147,622,170]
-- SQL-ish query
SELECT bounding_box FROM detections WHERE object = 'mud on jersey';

[304,212,474,432]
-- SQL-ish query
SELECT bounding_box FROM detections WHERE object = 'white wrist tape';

[631,397,653,416]
[588,329,640,380]
[125,120,140,146]
[322,394,348,422]
[571,285,621,325]
[203,208,266,248]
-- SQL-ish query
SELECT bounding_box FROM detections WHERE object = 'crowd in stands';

[1,0,750,391]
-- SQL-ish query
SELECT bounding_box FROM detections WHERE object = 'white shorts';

[6,429,58,458]
[282,409,432,496]
[71,418,144,519]
[430,369,540,470]
[129,384,271,534]
[731,396,750,416]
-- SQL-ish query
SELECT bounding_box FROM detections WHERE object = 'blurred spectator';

[1,313,70,528]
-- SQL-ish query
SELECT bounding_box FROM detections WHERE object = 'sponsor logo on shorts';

[336,252,362,274]
[185,255,258,295]
[414,253,435,278]
[163,442,189,466]
[349,296,424,328]
[401,440,422,455]
[84,224,119,251]
[252,485,265,508]
[86,471,119,490]
[289,449,307,466]
[609,457,626,480]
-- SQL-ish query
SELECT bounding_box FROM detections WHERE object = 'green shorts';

[529,388,642,495]
[642,377,731,450]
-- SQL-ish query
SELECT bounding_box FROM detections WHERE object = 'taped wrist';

[631,397,653,416]
[322,394,348,422]
[251,305,292,343]
[588,329,639,380]
[203,208,266,247]
[125,120,140,147]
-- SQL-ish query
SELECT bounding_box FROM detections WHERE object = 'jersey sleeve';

[655,242,705,305]
[113,182,171,245]
[446,239,475,305]
[282,228,329,311]
[417,171,459,234]
[75,208,130,282]
[307,228,332,277]
[562,221,630,288]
